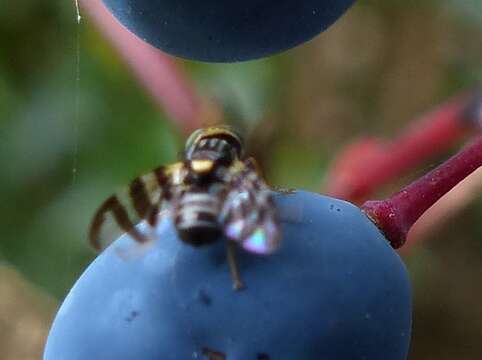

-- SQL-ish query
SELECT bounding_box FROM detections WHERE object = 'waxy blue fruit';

[44,191,411,359]
[102,0,357,62]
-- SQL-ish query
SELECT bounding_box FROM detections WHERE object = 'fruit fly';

[89,126,281,290]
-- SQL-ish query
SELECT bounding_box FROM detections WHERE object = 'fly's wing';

[221,158,281,255]
[88,164,174,251]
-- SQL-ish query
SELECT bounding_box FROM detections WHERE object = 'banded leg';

[89,195,147,250]
[89,165,171,251]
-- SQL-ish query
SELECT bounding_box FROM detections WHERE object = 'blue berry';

[102,0,357,62]
[44,191,411,360]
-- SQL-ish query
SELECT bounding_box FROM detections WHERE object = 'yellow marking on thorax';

[230,159,247,173]
[166,162,186,185]
[191,159,215,173]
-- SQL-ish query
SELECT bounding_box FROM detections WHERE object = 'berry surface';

[44,191,411,360]
[102,0,356,62]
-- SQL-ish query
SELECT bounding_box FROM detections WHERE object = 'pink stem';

[81,0,206,134]
[361,136,482,249]
[325,90,481,202]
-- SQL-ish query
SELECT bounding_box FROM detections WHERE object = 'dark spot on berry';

[257,353,271,360]
[125,310,139,323]
[202,348,225,360]
[197,289,212,306]
[210,248,227,268]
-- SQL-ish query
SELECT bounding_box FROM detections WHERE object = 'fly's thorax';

[184,157,232,187]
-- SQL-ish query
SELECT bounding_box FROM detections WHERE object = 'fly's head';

[185,126,244,185]
[185,126,244,165]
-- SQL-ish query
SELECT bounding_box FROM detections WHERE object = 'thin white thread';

[75,0,82,24]
[72,1,81,185]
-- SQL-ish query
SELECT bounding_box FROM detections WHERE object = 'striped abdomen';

[174,191,222,246]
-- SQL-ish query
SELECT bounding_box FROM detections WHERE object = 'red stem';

[402,167,482,252]
[361,136,482,249]
[81,0,207,134]
[325,90,481,202]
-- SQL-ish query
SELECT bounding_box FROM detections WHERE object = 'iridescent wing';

[89,164,177,251]
[221,158,281,255]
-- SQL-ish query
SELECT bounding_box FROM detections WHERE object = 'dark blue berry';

[44,191,411,360]
[102,0,357,62]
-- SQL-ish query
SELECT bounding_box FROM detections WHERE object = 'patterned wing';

[88,164,174,251]
[221,158,281,255]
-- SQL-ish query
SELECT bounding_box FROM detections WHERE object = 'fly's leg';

[227,241,244,291]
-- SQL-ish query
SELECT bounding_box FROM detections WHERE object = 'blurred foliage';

[0,265,55,360]
[0,0,481,359]
[444,0,482,24]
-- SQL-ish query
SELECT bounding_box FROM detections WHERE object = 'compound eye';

[185,129,204,158]
[216,149,235,166]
